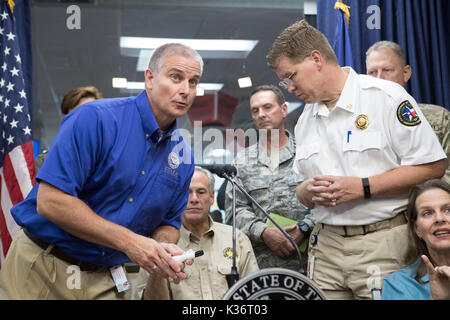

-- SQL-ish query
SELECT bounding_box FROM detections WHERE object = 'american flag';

[0,0,35,266]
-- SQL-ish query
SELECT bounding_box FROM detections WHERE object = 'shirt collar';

[135,90,179,143]
[312,67,358,117]
[180,216,216,243]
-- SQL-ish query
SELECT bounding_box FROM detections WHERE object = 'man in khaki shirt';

[142,166,259,300]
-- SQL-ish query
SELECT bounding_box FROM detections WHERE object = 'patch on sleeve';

[397,100,421,126]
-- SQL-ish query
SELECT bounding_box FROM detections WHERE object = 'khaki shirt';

[418,103,450,184]
[169,217,259,300]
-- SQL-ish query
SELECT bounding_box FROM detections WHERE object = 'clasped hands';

[303,175,364,207]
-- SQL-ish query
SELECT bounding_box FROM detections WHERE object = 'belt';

[320,211,408,237]
[23,229,109,272]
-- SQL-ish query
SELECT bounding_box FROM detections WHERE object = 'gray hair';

[366,40,406,66]
[251,85,286,106]
[148,43,204,76]
[194,166,215,193]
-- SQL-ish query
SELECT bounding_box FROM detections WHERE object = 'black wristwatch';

[298,221,311,235]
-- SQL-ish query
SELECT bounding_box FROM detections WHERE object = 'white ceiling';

[31,0,307,149]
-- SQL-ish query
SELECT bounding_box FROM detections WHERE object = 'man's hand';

[297,178,332,209]
[284,224,304,245]
[308,175,363,207]
[124,234,189,284]
[261,227,296,257]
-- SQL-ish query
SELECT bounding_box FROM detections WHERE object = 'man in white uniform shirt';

[266,20,447,300]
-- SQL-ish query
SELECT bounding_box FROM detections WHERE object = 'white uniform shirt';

[293,67,446,226]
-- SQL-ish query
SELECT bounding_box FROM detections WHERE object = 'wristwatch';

[298,221,311,235]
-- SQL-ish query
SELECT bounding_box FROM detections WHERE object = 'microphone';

[199,164,237,178]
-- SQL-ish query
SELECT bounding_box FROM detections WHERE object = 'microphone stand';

[225,174,240,288]
[222,172,304,276]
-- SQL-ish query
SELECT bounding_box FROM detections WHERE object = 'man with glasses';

[266,20,447,299]
[225,85,313,273]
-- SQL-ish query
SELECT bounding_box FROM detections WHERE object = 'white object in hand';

[172,249,204,262]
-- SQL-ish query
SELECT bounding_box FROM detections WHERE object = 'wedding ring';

[152,265,158,270]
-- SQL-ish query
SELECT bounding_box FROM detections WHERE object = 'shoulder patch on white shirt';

[396,100,421,126]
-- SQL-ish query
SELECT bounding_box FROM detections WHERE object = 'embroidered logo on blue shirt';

[168,151,180,169]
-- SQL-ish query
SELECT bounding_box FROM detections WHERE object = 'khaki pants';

[0,229,131,300]
[307,221,409,300]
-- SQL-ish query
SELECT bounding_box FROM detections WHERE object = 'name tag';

[110,265,130,293]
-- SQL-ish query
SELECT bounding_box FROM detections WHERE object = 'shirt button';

[141,170,145,175]
[145,133,150,138]
[101,252,105,256]
[128,198,133,203]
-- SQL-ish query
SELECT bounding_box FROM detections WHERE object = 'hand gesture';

[422,255,450,300]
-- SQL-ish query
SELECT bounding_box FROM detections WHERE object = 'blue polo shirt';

[381,258,430,300]
[11,91,195,266]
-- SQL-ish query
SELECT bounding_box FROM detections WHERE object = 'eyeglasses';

[278,72,297,90]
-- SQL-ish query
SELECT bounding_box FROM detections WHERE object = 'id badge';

[307,256,315,280]
[110,265,130,293]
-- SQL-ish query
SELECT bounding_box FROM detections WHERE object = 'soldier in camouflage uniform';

[366,41,449,183]
[418,104,450,183]
[225,85,313,273]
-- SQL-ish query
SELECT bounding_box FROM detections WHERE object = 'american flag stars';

[0,12,32,162]
[0,2,35,264]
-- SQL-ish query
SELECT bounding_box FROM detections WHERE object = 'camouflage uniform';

[225,131,313,272]
[33,151,47,173]
[418,103,450,184]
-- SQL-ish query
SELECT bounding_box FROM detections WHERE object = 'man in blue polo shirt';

[0,43,203,299]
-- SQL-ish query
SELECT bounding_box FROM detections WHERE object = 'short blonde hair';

[267,20,338,69]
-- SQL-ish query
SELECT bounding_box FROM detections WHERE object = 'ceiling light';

[196,87,205,96]
[121,37,258,52]
[121,37,259,65]
[198,83,224,91]
[115,80,223,92]
[112,77,127,88]
[238,77,252,88]
[126,82,145,90]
